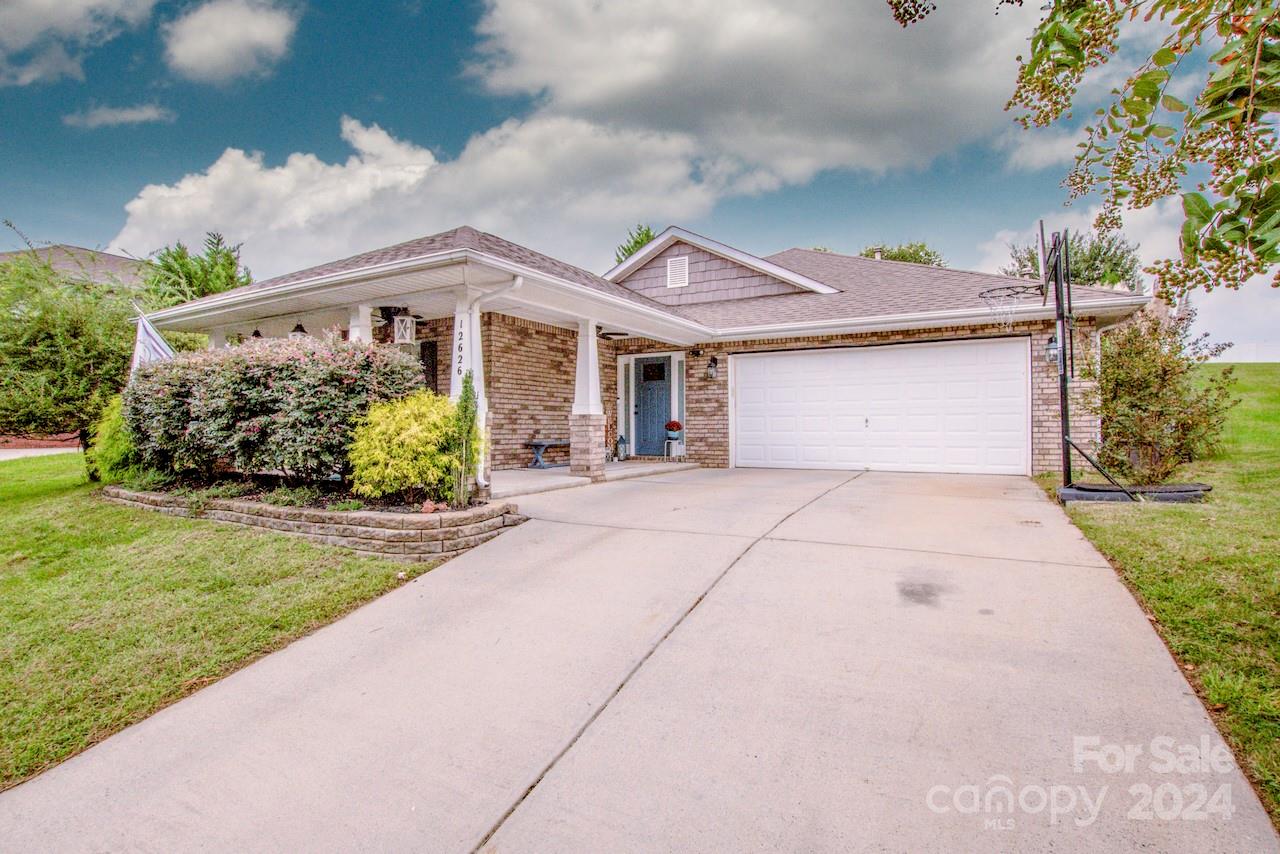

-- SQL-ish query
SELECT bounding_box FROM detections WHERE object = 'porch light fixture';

[289,322,308,339]
[251,328,262,338]
[393,312,415,344]
[1044,334,1059,365]
[705,355,719,380]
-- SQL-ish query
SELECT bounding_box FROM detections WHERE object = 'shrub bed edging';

[101,486,528,562]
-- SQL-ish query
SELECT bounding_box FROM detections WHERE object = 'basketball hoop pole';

[1051,230,1074,488]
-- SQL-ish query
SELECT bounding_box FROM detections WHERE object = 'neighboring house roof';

[185,225,670,313]
[0,244,147,288]
[669,247,1138,331]
[605,226,839,295]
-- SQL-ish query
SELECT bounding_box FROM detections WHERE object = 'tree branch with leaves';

[888,0,1280,300]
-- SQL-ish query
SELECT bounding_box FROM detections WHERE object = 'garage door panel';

[733,339,1029,474]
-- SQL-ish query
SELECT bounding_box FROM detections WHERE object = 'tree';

[0,252,133,454]
[888,0,1280,300]
[615,224,657,264]
[144,232,251,308]
[1078,306,1236,483]
[1001,230,1144,289]
[859,242,947,266]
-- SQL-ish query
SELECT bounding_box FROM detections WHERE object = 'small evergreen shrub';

[451,372,481,507]
[349,390,461,505]
[86,395,141,483]
[123,336,423,481]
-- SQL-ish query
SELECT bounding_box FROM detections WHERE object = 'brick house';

[147,225,1147,484]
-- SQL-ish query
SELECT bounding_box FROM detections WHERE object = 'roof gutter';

[705,295,1150,341]
[146,246,713,342]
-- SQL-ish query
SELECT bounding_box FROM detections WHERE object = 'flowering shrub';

[1079,308,1236,484]
[123,336,423,480]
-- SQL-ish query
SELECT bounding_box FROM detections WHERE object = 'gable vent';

[666,255,689,288]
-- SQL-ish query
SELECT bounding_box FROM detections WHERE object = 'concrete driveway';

[1,469,1275,852]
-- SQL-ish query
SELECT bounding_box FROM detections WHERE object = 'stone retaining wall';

[101,486,527,562]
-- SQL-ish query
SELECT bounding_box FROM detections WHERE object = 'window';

[642,361,666,382]
[666,255,689,288]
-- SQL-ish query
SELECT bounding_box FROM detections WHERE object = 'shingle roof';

[156,228,1144,332]
[0,244,147,288]
[200,225,668,311]
[668,247,1138,329]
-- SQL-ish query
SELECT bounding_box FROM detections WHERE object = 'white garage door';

[732,338,1030,475]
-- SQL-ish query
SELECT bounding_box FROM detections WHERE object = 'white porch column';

[570,318,606,480]
[572,318,602,415]
[452,290,492,495]
[207,328,227,349]
[347,304,374,343]
[451,291,486,408]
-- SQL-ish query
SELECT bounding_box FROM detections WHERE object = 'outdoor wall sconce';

[289,322,308,339]
[251,329,262,338]
[705,355,719,380]
[393,311,415,344]
[1044,335,1059,365]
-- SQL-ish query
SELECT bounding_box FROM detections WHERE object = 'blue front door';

[634,356,671,456]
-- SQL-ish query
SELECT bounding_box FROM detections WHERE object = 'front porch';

[148,230,708,490]
[490,459,698,499]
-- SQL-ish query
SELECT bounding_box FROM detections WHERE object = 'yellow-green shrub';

[349,390,459,504]
[86,395,141,483]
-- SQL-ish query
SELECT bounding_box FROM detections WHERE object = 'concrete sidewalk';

[1,469,1274,853]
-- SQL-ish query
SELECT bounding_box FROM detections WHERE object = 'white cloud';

[108,115,717,275]
[976,199,1280,359]
[0,0,156,86]
[472,0,1040,185]
[163,0,298,83]
[994,126,1086,172]
[63,103,175,128]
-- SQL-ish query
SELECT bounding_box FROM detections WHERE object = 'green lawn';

[1064,363,1280,822]
[0,452,432,790]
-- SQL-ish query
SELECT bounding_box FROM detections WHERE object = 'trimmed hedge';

[123,336,423,480]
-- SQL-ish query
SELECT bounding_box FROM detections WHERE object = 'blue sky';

[2,0,1276,356]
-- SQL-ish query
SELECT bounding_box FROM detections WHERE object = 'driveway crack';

[469,471,864,852]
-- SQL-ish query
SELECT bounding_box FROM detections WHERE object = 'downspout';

[465,276,522,489]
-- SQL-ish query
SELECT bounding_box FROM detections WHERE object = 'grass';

[0,453,433,790]
[1061,363,1280,822]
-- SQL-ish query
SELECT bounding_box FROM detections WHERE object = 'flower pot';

[666,430,680,440]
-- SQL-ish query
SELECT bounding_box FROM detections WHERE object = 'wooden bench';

[524,439,570,469]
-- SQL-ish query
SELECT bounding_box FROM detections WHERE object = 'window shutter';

[666,256,689,288]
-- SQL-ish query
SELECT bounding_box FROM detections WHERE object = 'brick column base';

[570,413,606,481]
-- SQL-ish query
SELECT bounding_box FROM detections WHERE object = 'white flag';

[130,311,176,374]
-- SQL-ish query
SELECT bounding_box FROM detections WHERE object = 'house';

[0,244,147,289]
[144,226,1148,483]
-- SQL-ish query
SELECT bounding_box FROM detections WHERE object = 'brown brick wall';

[483,313,578,470]
[616,241,804,306]
[608,320,1099,475]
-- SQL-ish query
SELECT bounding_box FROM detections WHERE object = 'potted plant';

[665,419,682,440]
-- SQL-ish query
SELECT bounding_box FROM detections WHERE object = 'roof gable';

[604,226,838,295]
[611,239,810,306]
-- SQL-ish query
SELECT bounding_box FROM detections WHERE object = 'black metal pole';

[1053,231,1073,487]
